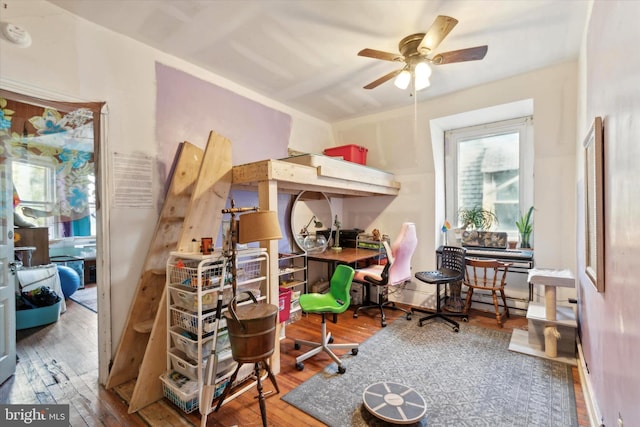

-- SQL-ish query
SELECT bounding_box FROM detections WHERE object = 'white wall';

[576,1,640,425]
[333,62,578,284]
[0,0,333,379]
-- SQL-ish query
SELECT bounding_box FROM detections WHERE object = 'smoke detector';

[1,22,32,47]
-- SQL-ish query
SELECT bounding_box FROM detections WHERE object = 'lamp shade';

[414,62,432,91]
[394,70,411,89]
[238,210,282,244]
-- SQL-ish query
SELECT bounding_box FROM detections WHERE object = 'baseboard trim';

[576,335,603,427]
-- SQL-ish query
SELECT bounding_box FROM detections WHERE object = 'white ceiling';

[48,0,589,123]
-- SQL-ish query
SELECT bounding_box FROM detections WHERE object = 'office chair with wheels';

[463,258,511,327]
[294,264,359,374]
[412,246,467,332]
[353,222,418,327]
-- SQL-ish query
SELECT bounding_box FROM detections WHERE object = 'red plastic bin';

[323,144,368,165]
[278,287,292,323]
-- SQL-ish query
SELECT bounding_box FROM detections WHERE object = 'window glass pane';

[455,131,520,232]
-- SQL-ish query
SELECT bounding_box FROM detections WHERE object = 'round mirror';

[290,191,333,253]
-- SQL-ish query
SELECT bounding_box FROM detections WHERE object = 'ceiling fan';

[358,15,488,90]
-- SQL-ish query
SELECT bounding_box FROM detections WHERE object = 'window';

[13,158,96,239]
[445,116,533,239]
[13,159,57,233]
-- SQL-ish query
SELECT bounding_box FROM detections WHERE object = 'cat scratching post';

[544,326,561,357]
[528,269,575,359]
[508,269,577,365]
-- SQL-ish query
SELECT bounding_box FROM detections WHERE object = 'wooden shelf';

[280,280,305,289]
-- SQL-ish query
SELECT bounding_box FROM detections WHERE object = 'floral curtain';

[0,96,95,222]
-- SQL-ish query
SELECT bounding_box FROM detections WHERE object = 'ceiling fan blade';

[358,48,403,62]
[363,69,403,89]
[418,15,458,54]
[432,45,488,64]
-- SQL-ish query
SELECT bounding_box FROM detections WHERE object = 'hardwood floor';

[1,299,589,426]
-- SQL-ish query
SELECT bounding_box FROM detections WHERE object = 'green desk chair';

[294,264,359,374]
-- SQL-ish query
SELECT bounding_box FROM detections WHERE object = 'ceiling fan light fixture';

[415,61,432,79]
[413,61,432,91]
[358,15,484,91]
[394,69,411,89]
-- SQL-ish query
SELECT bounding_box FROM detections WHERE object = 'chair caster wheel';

[296,362,304,371]
[338,365,346,374]
[406,314,412,320]
[294,343,301,350]
[462,317,468,322]
[328,336,334,344]
[453,327,459,332]
[381,321,387,327]
[353,313,358,318]
[351,348,358,356]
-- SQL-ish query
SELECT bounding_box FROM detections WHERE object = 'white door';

[0,157,16,385]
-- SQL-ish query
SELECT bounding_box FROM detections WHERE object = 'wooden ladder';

[106,131,232,413]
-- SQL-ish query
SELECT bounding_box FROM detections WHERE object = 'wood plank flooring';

[1,297,589,426]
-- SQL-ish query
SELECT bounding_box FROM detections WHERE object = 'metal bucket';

[224,292,278,363]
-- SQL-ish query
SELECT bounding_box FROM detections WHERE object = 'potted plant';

[457,206,498,230]
[516,206,534,249]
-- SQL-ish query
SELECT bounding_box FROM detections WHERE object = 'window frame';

[444,116,534,240]
[13,157,58,234]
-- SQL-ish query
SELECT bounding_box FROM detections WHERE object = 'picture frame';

[583,116,605,292]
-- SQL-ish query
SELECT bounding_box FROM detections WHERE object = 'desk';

[307,247,380,277]
[307,248,380,322]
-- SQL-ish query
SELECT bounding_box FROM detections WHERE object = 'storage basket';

[169,286,232,312]
[236,258,262,282]
[169,348,201,380]
[169,348,236,381]
[170,326,231,360]
[323,144,368,165]
[160,371,199,413]
[168,258,228,289]
[278,287,292,323]
[16,300,61,330]
[170,307,218,336]
[161,369,232,414]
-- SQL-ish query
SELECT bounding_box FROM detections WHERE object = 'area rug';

[281,320,577,427]
[69,286,97,313]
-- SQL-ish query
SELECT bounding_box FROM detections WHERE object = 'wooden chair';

[463,258,511,327]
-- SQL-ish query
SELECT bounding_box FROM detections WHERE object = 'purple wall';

[155,63,295,252]
[580,2,640,424]
[155,63,291,179]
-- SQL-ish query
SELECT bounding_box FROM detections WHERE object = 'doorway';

[0,88,108,382]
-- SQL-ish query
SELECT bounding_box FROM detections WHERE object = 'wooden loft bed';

[231,154,399,373]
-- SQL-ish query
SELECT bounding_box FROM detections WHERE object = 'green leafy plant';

[457,206,498,230]
[516,206,534,248]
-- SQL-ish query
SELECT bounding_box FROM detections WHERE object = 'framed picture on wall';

[583,116,605,292]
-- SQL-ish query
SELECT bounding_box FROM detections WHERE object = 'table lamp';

[215,201,283,427]
[222,200,282,307]
[299,215,323,237]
